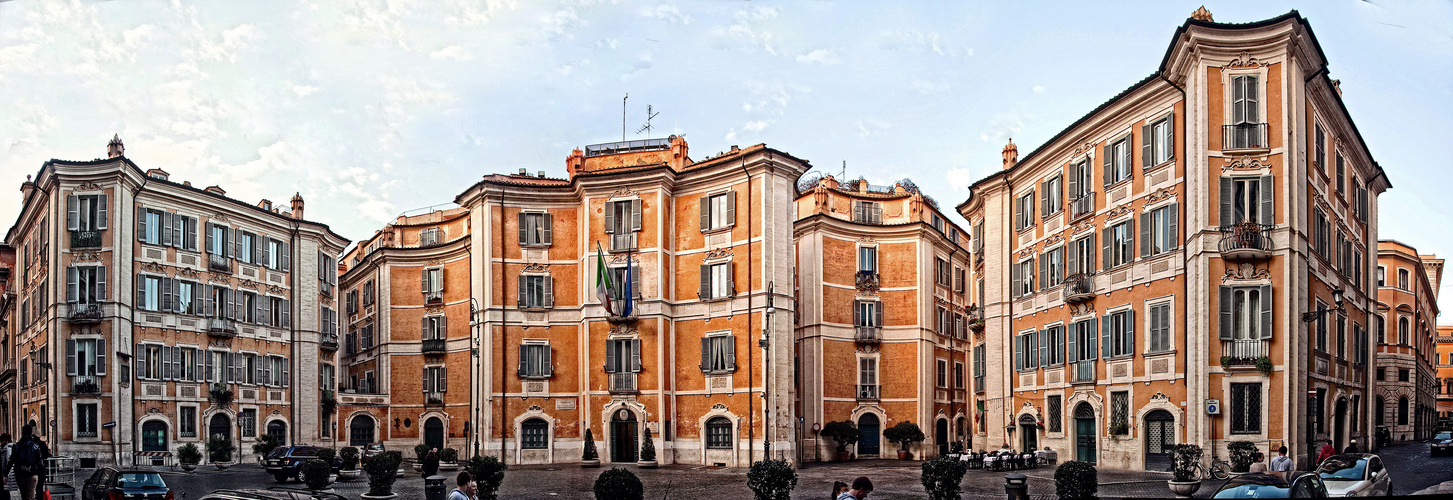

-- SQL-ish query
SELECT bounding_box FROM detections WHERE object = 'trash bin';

[425,474,448,500]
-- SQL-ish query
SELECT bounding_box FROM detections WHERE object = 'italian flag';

[595,242,614,315]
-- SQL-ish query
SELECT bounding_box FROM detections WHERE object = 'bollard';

[425,474,449,500]
[1004,473,1028,500]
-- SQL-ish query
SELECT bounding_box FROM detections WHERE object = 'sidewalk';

[1413,479,1453,496]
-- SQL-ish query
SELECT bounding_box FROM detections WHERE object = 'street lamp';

[1301,286,1345,470]
[1300,288,1345,323]
[469,298,482,460]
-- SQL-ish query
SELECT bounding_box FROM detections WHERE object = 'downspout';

[1158,70,1192,426]
[498,185,507,460]
[1001,173,1013,447]
[127,174,150,463]
[741,153,755,463]
[287,219,300,447]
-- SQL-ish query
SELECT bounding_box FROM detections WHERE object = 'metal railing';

[1072,361,1096,383]
[610,372,638,394]
[70,230,102,248]
[857,384,880,400]
[855,271,880,290]
[855,327,881,343]
[425,393,445,406]
[1223,339,1266,361]
[1071,192,1095,218]
[208,254,231,272]
[610,233,638,252]
[68,303,103,324]
[72,377,101,395]
[1219,221,1274,255]
[584,138,672,158]
[1062,274,1095,303]
[320,335,339,351]
[208,318,236,336]
[1224,123,1268,150]
[421,339,446,354]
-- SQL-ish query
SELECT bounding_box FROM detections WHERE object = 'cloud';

[1032,85,1047,94]
[743,120,770,133]
[595,38,619,50]
[796,49,839,65]
[945,167,979,193]
[642,4,691,25]
[878,29,972,58]
[857,119,890,138]
[716,6,780,55]
[290,83,320,98]
[444,0,518,27]
[911,78,951,95]
[979,111,1025,143]
[429,45,474,60]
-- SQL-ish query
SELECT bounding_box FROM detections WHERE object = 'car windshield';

[116,473,166,489]
[290,447,316,457]
[267,448,289,459]
[1318,457,1367,481]
[1214,483,1290,498]
[1436,432,1452,441]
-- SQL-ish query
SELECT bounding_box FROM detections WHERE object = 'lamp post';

[469,298,481,459]
[1301,287,1344,469]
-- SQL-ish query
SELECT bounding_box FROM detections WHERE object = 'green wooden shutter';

[604,201,616,234]
[700,196,711,232]
[699,264,710,299]
[1168,202,1179,250]
[1259,175,1274,226]
[1219,286,1233,340]
[1219,177,1234,225]
[1067,323,1078,363]
[1101,227,1112,270]
[1140,211,1153,258]
[1260,284,1273,340]
[605,340,617,373]
[726,191,736,228]
[1087,317,1098,360]
[1103,143,1113,186]
[1142,122,1152,169]
[518,213,529,244]
[630,199,642,232]
[67,195,78,231]
[1101,313,1111,359]
[700,337,710,371]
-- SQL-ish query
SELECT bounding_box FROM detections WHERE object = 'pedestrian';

[0,433,11,500]
[1269,446,1293,480]
[3,425,48,500]
[1316,441,1335,464]
[830,481,848,499]
[836,476,872,500]
[447,471,475,500]
[422,448,440,477]
[1344,439,1359,454]
[1249,451,1268,473]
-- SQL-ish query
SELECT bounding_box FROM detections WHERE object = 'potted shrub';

[363,450,404,500]
[1054,460,1098,500]
[1256,356,1273,375]
[820,420,862,462]
[177,443,203,473]
[466,455,508,500]
[252,434,282,464]
[301,458,333,491]
[921,456,969,500]
[593,467,644,500]
[207,434,234,469]
[883,421,926,460]
[316,448,337,477]
[209,383,234,407]
[581,428,601,468]
[338,447,362,481]
[1109,421,1130,437]
[439,448,460,471]
[747,459,797,500]
[637,428,657,468]
[1227,441,1258,473]
[1168,443,1203,498]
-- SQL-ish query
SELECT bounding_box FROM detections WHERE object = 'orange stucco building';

[1436,325,1453,424]
[1372,241,1441,442]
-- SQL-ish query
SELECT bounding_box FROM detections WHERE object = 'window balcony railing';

[1062,273,1095,304]
[854,326,881,344]
[1219,221,1274,260]
[424,392,445,407]
[207,318,237,337]
[70,230,102,248]
[1071,192,1096,219]
[421,338,446,354]
[208,254,231,273]
[610,233,638,252]
[72,378,101,395]
[857,384,880,401]
[1072,361,1096,384]
[609,372,638,394]
[584,138,671,158]
[1222,339,1267,364]
[320,335,339,351]
[67,303,103,324]
[855,271,880,290]
[1224,123,1268,150]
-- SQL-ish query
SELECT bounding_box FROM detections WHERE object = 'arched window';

[1398,397,1410,425]
[349,415,376,446]
[266,421,286,444]
[521,418,549,449]
[705,417,732,449]
[1399,318,1410,345]
[1375,397,1386,426]
[141,421,168,452]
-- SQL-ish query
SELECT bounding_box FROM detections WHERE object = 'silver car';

[1316,454,1392,497]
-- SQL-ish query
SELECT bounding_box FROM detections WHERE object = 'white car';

[1316,454,1392,497]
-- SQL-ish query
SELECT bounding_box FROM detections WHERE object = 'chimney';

[537,171,546,178]
[107,134,125,158]
[20,175,35,200]
[290,192,305,220]
[668,134,690,170]
[1002,138,1019,170]
[205,185,226,196]
[519,167,528,175]
[566,147,585,177]
[1331,79,1343,96]
[1191,6,1214,22]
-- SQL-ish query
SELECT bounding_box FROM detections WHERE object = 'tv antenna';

[636,105,660,138]
[621,93,629,141]
[839,160,846,179]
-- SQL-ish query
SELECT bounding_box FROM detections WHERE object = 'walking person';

[3,425,49,500]
[1268,446,1293,480]
[447,471,475,500]
[1316,440,1336,465]
[0,433,12,500]
[830,481,849,499]
[1343,439,1359,454]
[422,448,440,477]
[836,476,873,500]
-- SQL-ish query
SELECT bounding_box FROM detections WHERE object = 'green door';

[1076,418,1096,463]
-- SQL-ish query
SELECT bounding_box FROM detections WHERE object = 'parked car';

[197,489,348,500]
[363,443,386,458]
[1316,454,1392,497]
[1432,432,1453,455]
[1214,472,1329,498]
[263,446,344,482]
[81,467,172,500]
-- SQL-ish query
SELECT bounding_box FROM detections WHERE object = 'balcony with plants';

[70,230,102,248]
[67,303,104,324]
[1219,221,1273,261]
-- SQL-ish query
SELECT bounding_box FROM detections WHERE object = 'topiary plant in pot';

[821,420,863,462]
[747,459,797,500]
[337,447,362,481]
[921,456,969,500]
[301,458,333,491]
[362,450,404,499]
[465,455,508,500]
[207,433,234,468]
[177,443,203,472]
[637,428,657,468]
[1227,441,1259,473]
[252,434,282,463]
[439,447,460,471]
[883,421,926,460]
[1168,443,1203,498]
[593,467,644,500]
[1054,460,1098,500]
[581,428,601,468]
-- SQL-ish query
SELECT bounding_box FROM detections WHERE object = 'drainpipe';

[498,185,508,461]
[740,153,755,463]
[287,219,300,447]
[1158,70,1192,450]
[126,174,150,464]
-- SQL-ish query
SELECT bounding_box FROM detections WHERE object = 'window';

[604,339,641,373]
[419,227,443,246]
[65,194,109,233]
[1219,285,1271,342]
[1221,176,1273,226]
[140,208,165,245]
[237,231,255,264]
[853,201,882,224]
[701,262,733,300]
[1149,302,1172,353]
[521,418,549,449]
[1399,317,1410,345]
[76,403,98,438]
[319,363,335,390]
[1398,369,1410,383]
[1376,316,1386,344]
[1015,330,1038,372]
[270,355,288,387]
[346,290,358,315]
[1105,135,1132,185]
[1068,234,1096,276]
[269,297,287,327]
[936,358,948,388]
[858,357,878,396]
[1047,395,1063,433]
[1230,382,1262,434]
[701,192,735,231]
[1398,397,1409,425]
[1015,192,1035,231]
[422,268,443,298]
[1041,248,1064,289]
[519,275,553,309]
[318,252,337,289]
[1068,318,1099,363]
[1229,74,1262,149]
[705,417,732,449]
[422,366,447,394]
[1336,317,1346,359]
[66,265,107,306]
[519,212,553,246]
[700,334,735,374]
[1105,309,1134,358]
[954,268,965,293]
[1336,153,1345,194]
[363,280,375,306]
[1070,159,1093,201]
[66,338,107,380]
[177,281,197,315]
[1011,258,1035,298]
[320,306,336,338]
[931,213,944,232]
[1104,219,1134,269]
[954,362,965,389]
[1315,123,1326,168]
[1377,266,1386,287]
[1045,325,1065,366]
[853,300,881,328]
[936,258,951,287]
[265,239,285,269]
[1376,367,1386,382]
[973,345,985,391]
[240,409,256,438]
[241,292,257,323]
[206,223,230,256]
[1146,114,1174,166]
[135,275,161,311]
[1142,204,1178,257]
[607,265,641,304]
[1313,210,1330,258]
[1398,268,1410,290]
[858,247,877,273]
[517,343,549,377]
[179,406,196,438]
[1111,391,1129,434]
[937,307,951,335]
[422,316,445,341]
[1041,175,1062,216]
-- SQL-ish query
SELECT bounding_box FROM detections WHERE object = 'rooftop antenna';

[636,104,661,138]
[622,93,629,141]
[840,160,846,180]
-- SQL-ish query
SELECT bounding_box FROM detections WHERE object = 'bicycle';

[1190,453,1232,480]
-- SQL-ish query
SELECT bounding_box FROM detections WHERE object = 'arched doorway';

[936,419,949,456]
[350,415,376,446]
[424,417,445,451]
[1074,403,1096,464]
[609,409,638,463]
[955,416,967,451]
[141,421,168,466]
[857,414,880,457]
[267,420,287,445]
[1334,398,1348,452]
[208,414,232,462]
[1144,410,1175,471]
[1019,414,1038,452]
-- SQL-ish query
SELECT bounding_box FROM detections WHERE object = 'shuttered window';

[518,343,553,378]
[1102,309,1135,358]
[1041,175,1063,216]
[1015,192,1035,231]
[1219,176,1273,226]
[1045,325,1065,366]
[852,201,882,225]
[700,334,735,374]
[604,339,641,373]
[1067,234,1096,276]
[66,265,107,305]
[65,194,108,232]
[700,192,737,231]
[519,212,553,246]
[1141,204,1179,258]
[853,300,881,328]
[1149,302,1172,353]
[700,262,733,300]
[1103,219,1134,269]
[1040,248,1064,289]
[1218,285,1273,341]
[519,275,554,309]
[1143,113,1175,167]
[1104,135,1133,185]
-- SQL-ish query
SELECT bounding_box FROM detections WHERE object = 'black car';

[81,467,172,500]
[196,489,347,500]
[1431,431,1453,455]
[263,446,344,482]
[1213,472,1330,498]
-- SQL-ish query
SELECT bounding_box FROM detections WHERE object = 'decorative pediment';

[72,251,102,263]
[426,258,444,267]
[1043,233,1064,246]
[1224,51,1265,69]
[609,324,638,336]
[210,213,231,223]
[1150,392,1170,402]
[1147,188,1177,203]
[425,304,445,314]
[1222,263,1270,282]
[237,279,260,290]
[1222,155,1271,172]
[855,345,880,354]
[1105,203,1134,219]
[527,405,543,412]
[1071,218,1097,234]
[522,263,550,274]
[857,236,877,243]
[208,273,231,283]
[1068,302,1096,317]
[141,261,166,272]
[1071,140,1098,158]
[711,403,728,411]
[76,181,102,192]
[265,284,284,294]
[177,268,201,278]
[608,188,638,200]
[1015,247,1035,259]
[705,248,734,260]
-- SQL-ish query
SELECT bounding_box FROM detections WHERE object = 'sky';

[1,1,1450,314]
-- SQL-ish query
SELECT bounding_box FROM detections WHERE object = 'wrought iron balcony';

[857,384,880,401]
[1219,221,1274,261]
[610,233,638,252]
[72,378,101,395]
[421,338,447,354]
[208,254,231,272]
[1224,123,1268,150]
[609,372,638,394]
[207,318,237,337]
[70,230,102,248]
[1071,192,1096,219]
[320,334,339,351]
[855,271,880,291]
[854,326,881,344]
[1222,339,1267,365]
[1062,274,1096,304]
[424,392,445,407]
[67,303,103,324]
[1071,361,1096,384]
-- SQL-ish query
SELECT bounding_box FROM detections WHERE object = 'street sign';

[1206,399,1221,415]
[102,421,117,429]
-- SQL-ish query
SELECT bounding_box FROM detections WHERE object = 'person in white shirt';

[1268,446,1294,480]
